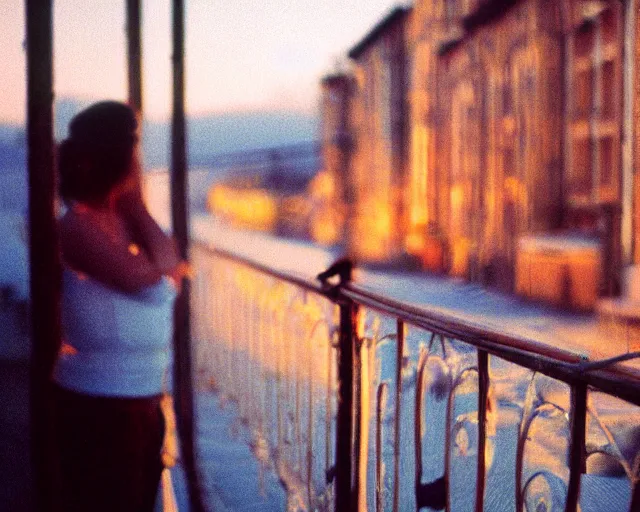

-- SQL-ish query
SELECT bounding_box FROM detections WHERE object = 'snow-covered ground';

[179,211,640,512]
[184,211,639,371]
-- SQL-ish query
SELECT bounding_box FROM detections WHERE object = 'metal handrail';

[342,284,640,407]
[202,245,331,297]
[195,241,640,406]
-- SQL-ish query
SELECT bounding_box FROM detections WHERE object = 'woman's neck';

[75,192,118,212]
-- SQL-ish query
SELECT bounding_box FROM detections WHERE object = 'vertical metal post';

[125,0,145,197]
[26,0,60,510]
[392,320,404,512]
[475,350,489,511]
[564,384,587,512]
[170,1,203,510]
[335,298,357,512]
[126,0,143,115]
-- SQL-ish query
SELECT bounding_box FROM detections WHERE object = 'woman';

[53,101,183,511]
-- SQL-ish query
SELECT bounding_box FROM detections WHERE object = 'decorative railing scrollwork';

[191,242,640,511]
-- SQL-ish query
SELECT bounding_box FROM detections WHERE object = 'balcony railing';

[191,239,640,512]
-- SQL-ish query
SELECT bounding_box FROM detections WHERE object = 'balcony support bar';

[26,0,61,509]
[475,350,489,511]
[126,0,143,115]
[335,297,357,512]
[171,1,204,510]
[565,384,587,512]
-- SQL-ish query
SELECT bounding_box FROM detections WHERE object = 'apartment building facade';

[320,0,640,309]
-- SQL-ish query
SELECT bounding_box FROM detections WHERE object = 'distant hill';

[144,111,318,169]
[0,125,24,144]
[0,127,25,172]
[1,101,318,171]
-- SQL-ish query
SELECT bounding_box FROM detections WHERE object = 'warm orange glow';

[309,170,335,200]
[409,125,429,227]
[309,170,344,246]
[191,244,338,386]
[449,184,466,239]
[207,185,278,232]
[504,176,527,206]
[405,230,426,254]
[352,198,394,261]
[310,208,343,246]
[450,237,472,278]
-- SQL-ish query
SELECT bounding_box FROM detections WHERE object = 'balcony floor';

[195,390,287,511]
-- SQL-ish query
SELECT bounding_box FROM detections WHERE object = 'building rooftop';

[320,72,351,87]
[347,5,411,60]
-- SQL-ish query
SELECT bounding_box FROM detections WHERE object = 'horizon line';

[0,107,319,126]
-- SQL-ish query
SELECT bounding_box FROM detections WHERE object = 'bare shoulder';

[57,208,75,230]
[58,209,81,241]
[58,208,90,231]
[58,209,98,247]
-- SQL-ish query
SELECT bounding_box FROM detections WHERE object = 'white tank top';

[53,268,177,397]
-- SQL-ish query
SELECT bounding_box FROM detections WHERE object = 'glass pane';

[569,137,593,197]
[397,323,424,511]
[600,5,622,47]
[598,136,616,190]
[486,358,583,512]
[520,376,571,512]
[447,339,479,512]
[401,323,481,512]
[484,357,531,512]
[0,216,31,509]
[573,68,593,118]
[54,1,127,140]
[600,60,617,121]
[574,24,594,60]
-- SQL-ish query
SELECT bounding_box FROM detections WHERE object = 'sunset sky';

[1,0,402,123]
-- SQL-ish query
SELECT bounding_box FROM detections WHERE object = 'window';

[565,1,623,204]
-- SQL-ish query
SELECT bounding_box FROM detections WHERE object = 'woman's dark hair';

[58,101,138,204]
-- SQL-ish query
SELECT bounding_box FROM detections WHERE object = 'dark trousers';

[54,386,165,512]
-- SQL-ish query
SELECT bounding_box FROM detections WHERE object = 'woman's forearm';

[118,195,180,274]
[59,211,165,294]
